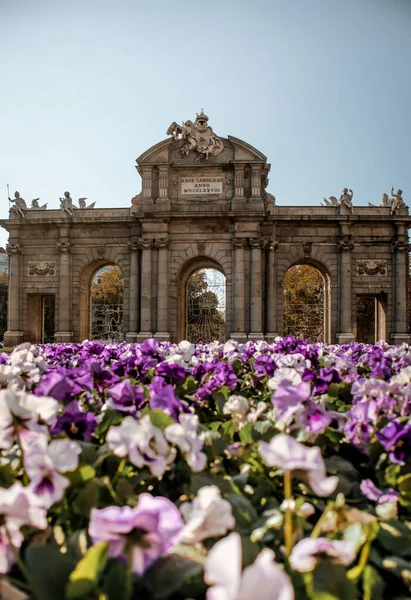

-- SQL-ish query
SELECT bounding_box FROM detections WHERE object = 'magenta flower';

[89,494,183,574]
[271,380,311,422]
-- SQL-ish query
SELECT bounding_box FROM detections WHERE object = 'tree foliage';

[91,268,124,305]
[283,264,324,342]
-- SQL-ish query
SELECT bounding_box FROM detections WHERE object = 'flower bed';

[0,337,411,599]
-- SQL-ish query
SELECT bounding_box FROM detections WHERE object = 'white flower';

[0,389,59,450]
[289,537,356,572]
[267,368,302,392]
[178,340,196,362]
[2,343,47,390]
[223,395,249,428]
[247,401,267,423]
[165,414,207,472]
[180,486,235,544]
[107,415,176,478]
[258,434,338,497]
[204,532,294,600]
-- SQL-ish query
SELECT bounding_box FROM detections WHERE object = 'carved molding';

[338,235,354,252]
[232,238,248,250]
[155,237,170,250]
[138,238,153,251]
[6,244,20,255]
[56,242,71,253]
[28,261,56,276]
[356,260,387,276]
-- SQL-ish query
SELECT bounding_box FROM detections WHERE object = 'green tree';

[91,267,124,305]
[283,264,324,342]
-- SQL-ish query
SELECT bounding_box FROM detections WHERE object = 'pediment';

[228,136,267,162]
[136,139,171,165]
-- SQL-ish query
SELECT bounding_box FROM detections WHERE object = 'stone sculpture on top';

[167,110,224,162]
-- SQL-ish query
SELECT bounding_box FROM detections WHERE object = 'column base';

[264,333,281,343]
[125,332,138,343]
[154,332,170,342]
[230,332,247,343]
[391,333,411,345]
[3,331,24,347]
[248,332,264,341]
[54,331,73,343]
[136,332,153,343]
[336,333,355,344]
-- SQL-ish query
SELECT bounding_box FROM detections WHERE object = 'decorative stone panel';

[28,261,56,276]
[356,260,387,276]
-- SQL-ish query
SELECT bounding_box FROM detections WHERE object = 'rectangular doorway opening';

[27,294,55,343]
[356,294,387,343]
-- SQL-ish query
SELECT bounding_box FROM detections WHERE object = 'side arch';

[78,259,125,342]
[177,256,227,342]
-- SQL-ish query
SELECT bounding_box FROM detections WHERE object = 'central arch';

[283,259,332,343]
[178,257,227,343]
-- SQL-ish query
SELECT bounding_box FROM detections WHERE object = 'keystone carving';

[303,242,312,257]
[356,260,387,276]
[338,235,354,252]
[97,246,105,259]
[28,261,56,276]
[197,241,206,255]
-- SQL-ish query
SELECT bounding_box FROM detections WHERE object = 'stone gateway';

[1,111,410,346]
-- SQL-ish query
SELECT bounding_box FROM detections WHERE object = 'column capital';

[155,237,170,249]
[128,241,140,252]
[138,238,153,250]
[232,238,248,249]
[249,237,263,249]
[263,237,278,252]
[338,235,354,252]
[6,244,20,255]
[391,238,408,252]
[56,242,71,253]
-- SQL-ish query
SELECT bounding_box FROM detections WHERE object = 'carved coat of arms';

[167,110,224,161]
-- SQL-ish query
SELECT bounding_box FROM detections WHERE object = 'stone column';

[3,244,24,347]
[55,241,73,343]
[154,238,170,340]
[265,238,279,340]
[142,167,153,199]
[233,164,245,202]
[337,234,355,343]
[158,167,169,201]
[248,237,264,339]
[137,238,153,340]
[126,242,139,343]
[391,231,410,343]
[250,165,261,200]
[231,238,247,341]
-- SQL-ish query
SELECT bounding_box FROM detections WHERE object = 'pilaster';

[336,233,355,344]
[3,243,24,347]
[154,237,170,341]
[248,237,264,339]
[230,237,247,341]
[125,241,140,343]
[264,237,279,340]
[137,238,153,341]
[55,237,73,343]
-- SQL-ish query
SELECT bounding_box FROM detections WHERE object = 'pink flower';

[289,537,356,572]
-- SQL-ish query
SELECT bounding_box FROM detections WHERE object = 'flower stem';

[112,457,127,487]
[347,538,371,581]
[311,504,332,539]
[4,527,30,586]
[283,470,293,559]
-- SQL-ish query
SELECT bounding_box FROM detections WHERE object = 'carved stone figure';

[9,191,28,218]
[30,198,47,210]
[167,110,224,161]
[339,188,353,210]
[380,193,390,207]
[390,187,405,215]
[60,191,75,216]
[323,195,339,207]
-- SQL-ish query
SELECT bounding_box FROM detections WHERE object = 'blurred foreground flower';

[289,537,356,572]
[180,485,235,544]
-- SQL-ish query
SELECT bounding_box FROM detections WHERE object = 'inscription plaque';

[180,177,223,195]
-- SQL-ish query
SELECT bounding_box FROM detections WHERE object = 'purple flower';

[271,380,311,422]
[88,494,183,574]
[149,376,187,421]
[360,479,398,504]
[107,380,147,413]
[289,537,356,572]
[35,368,75,402]
[51,400,97,441]
[300,400,332,433]
[376,420,411,465]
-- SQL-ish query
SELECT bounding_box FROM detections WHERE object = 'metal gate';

[187,269,226,343]
[91,302,123,342]
[283,302,324,342]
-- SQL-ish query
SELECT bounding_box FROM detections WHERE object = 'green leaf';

[226,493,258,531]
[144,552,203,599]
[220,419,237,438]
[140,408,174,430]
[239,423,253,443]
[181,375,197,394]
[398,473,411,505]
[94,409,124,438]
[378,520,411,557]
[362,565,385,600]
[101,558,131,600]
[66,541,109,599]
[66,464,96,486]
[309,561,359,600]
[26,545,77,600]
[0,463,16,488]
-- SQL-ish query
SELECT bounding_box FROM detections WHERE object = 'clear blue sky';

[1,0,410,249]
